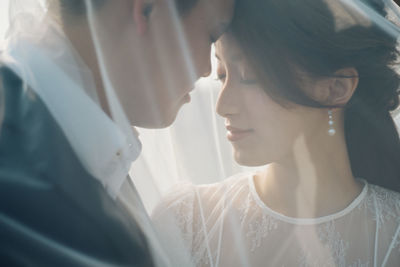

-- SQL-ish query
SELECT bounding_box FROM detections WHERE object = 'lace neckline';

[247,175,368,225]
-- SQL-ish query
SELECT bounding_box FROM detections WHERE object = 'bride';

[152,0,400,266]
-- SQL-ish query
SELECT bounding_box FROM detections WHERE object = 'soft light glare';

[0,0,10,46]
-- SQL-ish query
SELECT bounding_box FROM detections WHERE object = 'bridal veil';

[2,0,400,266]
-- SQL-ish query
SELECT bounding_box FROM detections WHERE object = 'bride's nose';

[216,78,240,118]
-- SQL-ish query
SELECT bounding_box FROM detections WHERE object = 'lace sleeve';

[151,183,196,266]
[370,185,400,266]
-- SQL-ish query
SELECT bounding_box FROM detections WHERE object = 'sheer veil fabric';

[152,172,400,266]
[1,0,181,265]
[148,1,400,266]
[1,0,400,267]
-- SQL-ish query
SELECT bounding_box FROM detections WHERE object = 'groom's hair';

[58,0,199,17]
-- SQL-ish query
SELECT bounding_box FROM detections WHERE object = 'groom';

[0,0,233,266]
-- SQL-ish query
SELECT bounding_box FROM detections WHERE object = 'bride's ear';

[313,68,359,106]
[133,0,148,35]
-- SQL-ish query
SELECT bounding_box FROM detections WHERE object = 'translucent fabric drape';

[2,0,400,266]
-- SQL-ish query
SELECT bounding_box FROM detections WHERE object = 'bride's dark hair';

[231,0,400,191]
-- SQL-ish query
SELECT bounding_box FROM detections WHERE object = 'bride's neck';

[254,128,363,219]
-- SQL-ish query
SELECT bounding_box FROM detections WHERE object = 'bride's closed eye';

[240,78,258,85]
[215,56,258,86]
[215,73,258,86]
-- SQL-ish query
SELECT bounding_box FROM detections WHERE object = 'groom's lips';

[184,93,191,103]
[226,126,254,142]
[183,87,195,103]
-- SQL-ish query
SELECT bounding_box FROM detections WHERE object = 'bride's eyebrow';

[215,51,242,63]
[230,54,242,62]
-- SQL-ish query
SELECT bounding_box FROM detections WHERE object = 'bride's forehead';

[216,35,242,61]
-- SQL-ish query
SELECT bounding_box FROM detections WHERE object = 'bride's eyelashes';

[215,61,258,85]
[240,78,258,85]
[215,74,258,86]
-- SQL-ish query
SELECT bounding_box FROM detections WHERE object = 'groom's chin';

[133,120,174,129]
[131,111,179,129]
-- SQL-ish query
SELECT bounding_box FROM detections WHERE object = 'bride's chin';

[233,150,268,167]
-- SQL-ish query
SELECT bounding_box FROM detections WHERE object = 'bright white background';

[0,1,10,45]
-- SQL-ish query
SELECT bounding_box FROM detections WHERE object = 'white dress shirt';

[1,21,141,199]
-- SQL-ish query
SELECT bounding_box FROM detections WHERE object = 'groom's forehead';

[156,0,234,37]
[174,0,234,29]
[173,0,199,16]
[202,0,234,35]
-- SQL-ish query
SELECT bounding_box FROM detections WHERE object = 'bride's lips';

[226,126,254,142]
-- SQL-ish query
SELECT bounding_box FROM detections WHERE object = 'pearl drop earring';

[328,109,336,136]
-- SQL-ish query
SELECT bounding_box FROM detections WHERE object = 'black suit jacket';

[0,66,155,267]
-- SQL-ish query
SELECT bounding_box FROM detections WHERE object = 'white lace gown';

[152,173,400,267]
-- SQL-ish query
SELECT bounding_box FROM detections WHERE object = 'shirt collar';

[2,24,141,199]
